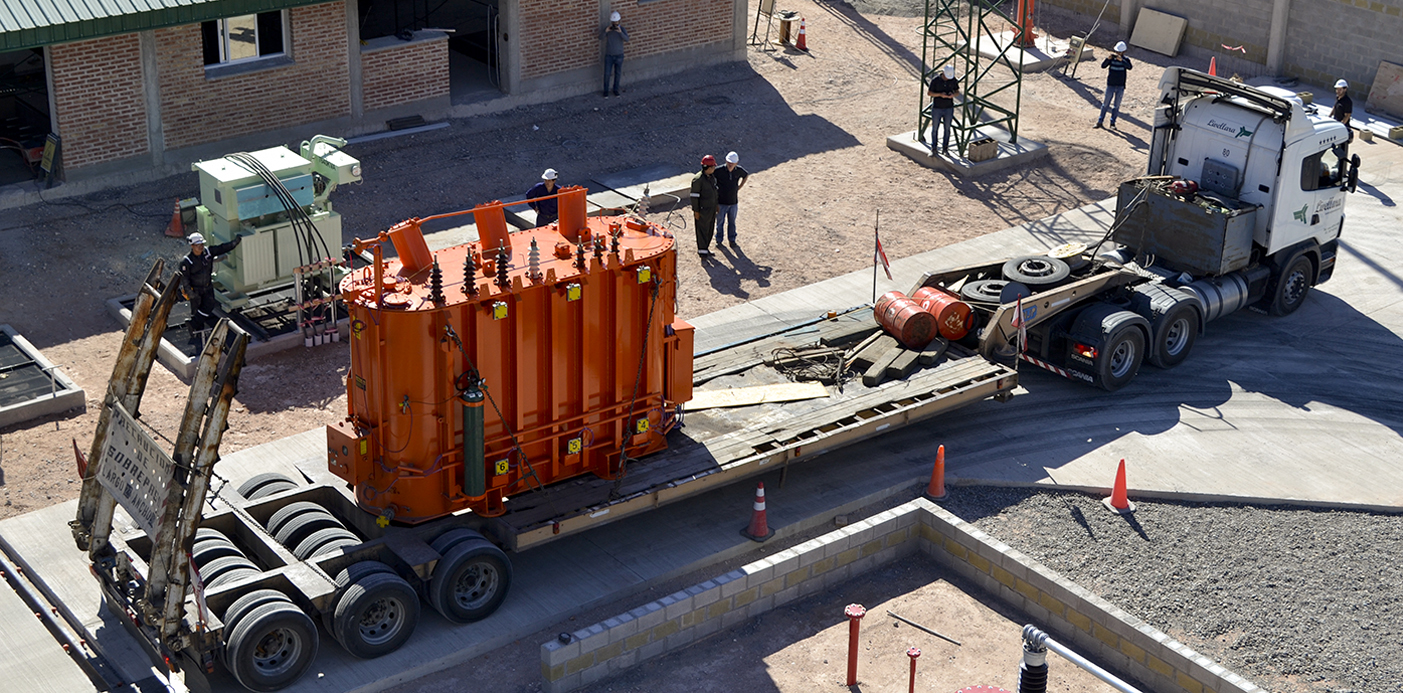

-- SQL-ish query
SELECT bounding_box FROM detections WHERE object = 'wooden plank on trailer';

[862,347,903,387]
[917,337,950,366]
[848,334,900,372]
[688,382,830,410]
[884,347,923,381]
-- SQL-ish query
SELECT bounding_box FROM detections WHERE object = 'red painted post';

[845,603,866,686]
[907,647,921,693]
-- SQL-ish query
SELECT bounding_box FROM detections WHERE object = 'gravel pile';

[939,488,1402,693]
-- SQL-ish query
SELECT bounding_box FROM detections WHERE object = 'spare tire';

[960,279,1008,304]
[1002,255,1070,288]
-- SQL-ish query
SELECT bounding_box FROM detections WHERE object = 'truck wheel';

[208,568,262,590]
[324,562,397,633]
[1002,255,1070,288]
[274,510,345,550]
[332,572,420,658]
[1148,304,1199,369]
[200,555,260,586]
[294,528,361,561]
[266,502,331,536]
[237,473,296,499]
[248,481,299,500]
[428,541,512,623]
[960,279,1008,304]
[196,527,230,543]
[222,589,291,632]
[1269,255,1313,316]
[193,538,244,569]
[1096,317,1145,392]
[224,601,318,692]
[430,528,490,556]
[311,538,361,559]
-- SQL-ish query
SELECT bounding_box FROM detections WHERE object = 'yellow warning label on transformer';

[495,459,510,475]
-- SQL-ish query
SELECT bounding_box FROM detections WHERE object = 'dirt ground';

[1,1,1183,689]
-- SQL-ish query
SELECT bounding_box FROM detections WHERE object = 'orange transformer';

[326,187,694,523]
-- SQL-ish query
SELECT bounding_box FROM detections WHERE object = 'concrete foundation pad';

[886,127,1048,176]
[975,30,1093,73]
[0,324,85,427]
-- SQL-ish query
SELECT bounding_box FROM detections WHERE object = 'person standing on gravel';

[1095,42,1132,129]
[691,155,720,256]
[526,168,560,227]
[926,64,960,153]
[714,151,749,248]
[180,232,241,345]
[601,12,629,97]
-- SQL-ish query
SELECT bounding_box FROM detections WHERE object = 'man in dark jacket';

[926,64,960,153]
[714,151,749,248]
[601,12,629,97]
[180,232,241,344]
[526,168,560,227]
[690,155,720,256]
[1095,42,1132,129]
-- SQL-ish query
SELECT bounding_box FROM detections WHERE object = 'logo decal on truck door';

[1292,204,1308,223]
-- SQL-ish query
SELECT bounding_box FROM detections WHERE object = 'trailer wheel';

[274,510,344,550]
[430,528,490,556]
[332,572,420,658]
[1269,255,1313,316]
[294,528,361,561]
[324,562,397,633]
[1002,255,1070,288]
[224,602,318,692]
[248,480,299,500]
[200,555,260,586]
[266,502,333,536]
[193,538,244,569]
[207,568,262,590]
[1096,317,1145,392]
[222,589,291,632]
[196,527,231,543]
[429,541,512,623]
[311,538,361,559]
[237,473,296,499]
[960,279,1008,304]
[1148,303,1199,369]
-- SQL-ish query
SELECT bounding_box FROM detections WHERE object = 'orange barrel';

[912,286,974,340]
[875,291,938,348]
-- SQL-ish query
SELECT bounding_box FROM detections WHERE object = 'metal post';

[907,646,921,693]
[845,603,866,686]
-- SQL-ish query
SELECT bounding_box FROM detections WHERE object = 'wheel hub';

[253,627,302,675]
[454,562,500,610]
[358,597,404,645]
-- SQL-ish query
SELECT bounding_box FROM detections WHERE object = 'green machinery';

[190,135,362,343]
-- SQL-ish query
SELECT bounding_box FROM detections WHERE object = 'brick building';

[0,0,744,184]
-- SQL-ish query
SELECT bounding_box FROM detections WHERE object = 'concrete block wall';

[1284,0,1403,103]
[542,498,1266,693]
[48,34,151,169]
[1141,1,1273,68]
[153,2,351,151]
[362,35,450,112]
[1041,0,1121,26]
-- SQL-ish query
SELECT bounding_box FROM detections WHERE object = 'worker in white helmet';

[1095,41,1132,129]
[926,64,960,154]
[601,11,630,98]
[526,168,561,227]
[179,231,241,347]
[1331,79,1354,159]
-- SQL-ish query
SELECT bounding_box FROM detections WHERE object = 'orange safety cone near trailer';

[796,18,808,51]
[164,199,184,237]
[741,482,775,541]
[1102,458,1136,514]
[926,445,948,500]
[1208,57,1217,76]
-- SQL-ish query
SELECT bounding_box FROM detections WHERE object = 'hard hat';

[1335,79,1348,89]
[542,168,558,180]
[701,155,716,167]
[943,64,955,79]
[610,11,621,22]
[188,232,205,245]
[1114,41,1127,52]
[725,151,739,164]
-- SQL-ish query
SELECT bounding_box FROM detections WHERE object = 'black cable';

[611,277,662,498]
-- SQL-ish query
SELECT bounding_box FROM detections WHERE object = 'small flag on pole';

[1014,296,1027,352]
[875,231,892,280]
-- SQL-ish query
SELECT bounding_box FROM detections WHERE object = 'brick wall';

[154,2,351,151]
[49,34,150,169]
[519,0,734,80]
[1040,0,1121,25]
[362,37,450,112]
[1284,0,1403,102]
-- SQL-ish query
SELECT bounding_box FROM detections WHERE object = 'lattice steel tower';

[918,0,1026,157]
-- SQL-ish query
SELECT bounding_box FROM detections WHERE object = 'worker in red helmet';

[179,231,241,347]
[690,155,720,256]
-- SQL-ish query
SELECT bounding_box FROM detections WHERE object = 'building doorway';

[0,48,50,186]
[358,0,503,104]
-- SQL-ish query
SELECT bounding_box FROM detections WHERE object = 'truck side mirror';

[1345,154,1361,193]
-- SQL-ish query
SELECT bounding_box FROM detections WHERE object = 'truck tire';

[311,538,361,559]
[960,279,1008,304]
[248,480,299,500]
[223,601,318,692]
[196,527,230,543]
[200,555,260,586]
[207,568,261,590]
[222,589,292,632]
[332,572,420,659]
[274,510,344,550]
[266,502,331,536]
[430,528,491,556]
[193,538,244,569]
[1002,255,1070,288]
[294,528,360,561]
[237,473,296,499]
[324,562,397,633]
[1095,313,1146,392]
[428,541,512,623]
[1147,302,1199,369]
[1268,254,1314,316]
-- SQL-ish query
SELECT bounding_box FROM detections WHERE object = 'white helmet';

[1114,41,1127,52]
[1334,79,1348,89]
[725,151,739,164]
[542,168,558,180]
[943,64,955,79]
[187,232,205,245]
[610,11,621,22]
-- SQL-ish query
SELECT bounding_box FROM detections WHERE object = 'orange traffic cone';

[926,445,947,500]
[1208,57,1217,76]
[795,18,808,51]
[741,482,774,541]
[1102,458,1136,514]
[164,199,184,238]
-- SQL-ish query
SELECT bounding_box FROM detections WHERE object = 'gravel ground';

[941,488,1403,693]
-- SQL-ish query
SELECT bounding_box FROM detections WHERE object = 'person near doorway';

[1095,42,1132,129]
[714,152,749,248]
[526,168,560,227]
[602,12,630,97]
[926,64,959,153]
[690,155,720,256]
[180,232,241,346]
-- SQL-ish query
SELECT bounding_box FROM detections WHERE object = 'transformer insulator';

[429,256,445,304]
[610,231,621,256]
[574,239,587,270]
[463,252,478,295]
[1018,662,1048,693]
[528,238,543,282]
[593,235,605,261]
[495,244,510,289]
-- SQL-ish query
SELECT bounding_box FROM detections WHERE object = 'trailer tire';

[324,562,397,633]
[266,502,332,536]
[960,279,1008,304]
[332,572,420,659]
[1269,254,1313,317]
[248,480,299,500]
[1002,255,1070,288]
[274,510,344,550]
[1096,315,1146,392]
[200,555,260,586]
[237,473,296,499]
[1147,303,1199,369]
[430,528,491,556]
[193,538,244,569]
[196,527,230,543]
[207,568,262,590]
[223,589,292,632]
[311,538,361,559]
[294,528,361,561]
[224,601,318,692]
[429,541,512,623]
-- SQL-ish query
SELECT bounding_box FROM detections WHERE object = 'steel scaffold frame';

[918,0,1025,157]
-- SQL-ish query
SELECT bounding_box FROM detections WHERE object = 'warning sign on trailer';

[96,402,176,538]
